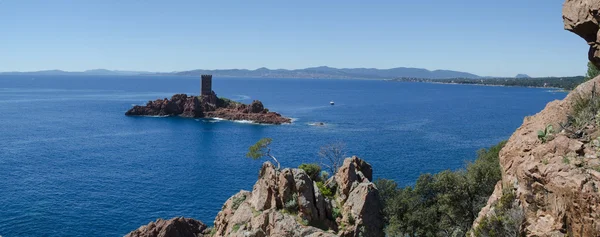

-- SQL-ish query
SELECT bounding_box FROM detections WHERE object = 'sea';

[0,75,566,236]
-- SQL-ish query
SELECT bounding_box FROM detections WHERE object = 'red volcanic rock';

[125,93,291,124]
[125,217,207,237]
[204,109,291,125]
[249,100,264,113]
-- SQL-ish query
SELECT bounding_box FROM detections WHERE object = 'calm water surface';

[0,75,565,236]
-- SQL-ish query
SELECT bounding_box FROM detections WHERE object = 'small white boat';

[330,101,335,105]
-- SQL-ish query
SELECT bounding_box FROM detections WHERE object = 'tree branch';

[267,148,280,169]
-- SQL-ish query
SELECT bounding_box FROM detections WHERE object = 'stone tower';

[201,74,212,96]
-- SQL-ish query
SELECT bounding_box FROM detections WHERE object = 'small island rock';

[126,93,291,125]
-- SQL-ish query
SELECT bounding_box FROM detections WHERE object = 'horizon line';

[0,65,479,73]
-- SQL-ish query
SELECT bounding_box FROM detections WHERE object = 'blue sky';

[0,0,588,77]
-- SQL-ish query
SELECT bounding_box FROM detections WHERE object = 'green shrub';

[379,141,506,236]
[231,195,246,210]
[232,223,241,232]
[585,62,600,81]
[358,226,367,237]
[298,217,309,226]
[542,159,549,165]
[320,171,330,181]
[216,97,241,108]
[562,156,571,165]
[299,163,321,181]
[537,124,554,143]
[316,181,335,198]
[284,193,299,213]
[332,207,342,219]
[473,188,524,237]
[252,208,261,217]
[208,227,216,236]
[348,214,355,225]
[567,89,600,132]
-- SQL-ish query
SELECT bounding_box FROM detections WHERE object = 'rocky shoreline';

[125,93,291,125]
[125,157,384,237]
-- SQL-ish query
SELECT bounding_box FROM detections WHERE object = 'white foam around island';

[232,120,255,124]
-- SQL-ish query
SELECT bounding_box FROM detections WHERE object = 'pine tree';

[586,62,600,81]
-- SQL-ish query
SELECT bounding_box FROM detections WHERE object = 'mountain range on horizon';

[0,66,542,79]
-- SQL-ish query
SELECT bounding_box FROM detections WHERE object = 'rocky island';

[125,75,291,125]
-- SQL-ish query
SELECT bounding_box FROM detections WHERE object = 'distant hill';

[162,66,481,79]
[83,69,152,75]
[516,74,531,78]
[0,69,151,76]
[0,66,481,79]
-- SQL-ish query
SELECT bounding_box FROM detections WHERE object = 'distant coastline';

[407,80,568,91]
[0,66,482,80]
[1,69,584,89]
[391,76,585,90]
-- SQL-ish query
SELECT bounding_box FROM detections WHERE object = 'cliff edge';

[472,77,600,236]
[472,3,600,236]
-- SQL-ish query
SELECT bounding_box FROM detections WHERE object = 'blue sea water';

[0,75,566,236]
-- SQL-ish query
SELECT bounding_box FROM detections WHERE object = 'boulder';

[125,217,207,237]
[340,182,384,237]
[292,169,319,222]
[250,100,265,113]
[181,96,202,117]
[335,156,373,202]
[213,191,251,236]
[249,162,280,211]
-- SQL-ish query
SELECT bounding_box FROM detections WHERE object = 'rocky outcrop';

[125,93,291,125]
[472,3,600,236]
[125,217,208,237]
[213,156,384,237]
[472,77,600,236]
[563,0,600,68]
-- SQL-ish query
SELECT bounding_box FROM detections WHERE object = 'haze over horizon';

[0,0,587,77]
